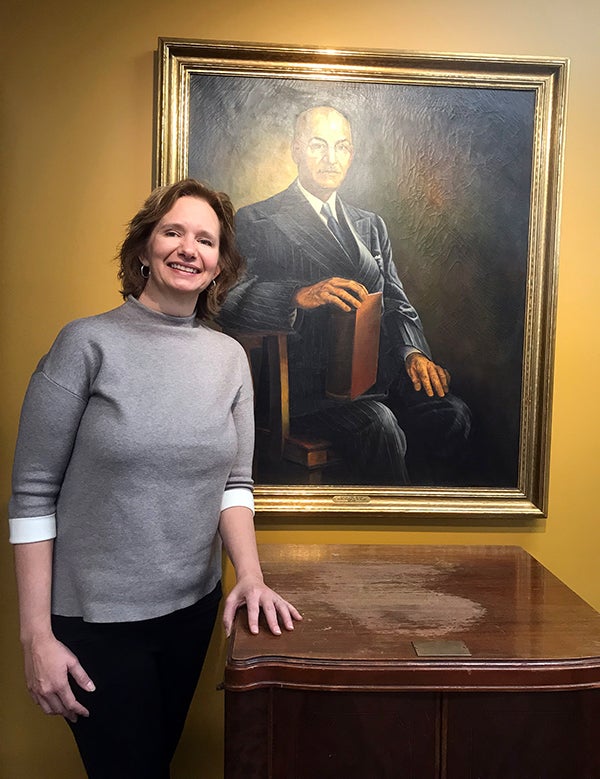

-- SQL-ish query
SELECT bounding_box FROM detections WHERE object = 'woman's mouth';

[168,263,200,274]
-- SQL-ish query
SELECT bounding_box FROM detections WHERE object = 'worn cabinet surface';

[224,545,600,778]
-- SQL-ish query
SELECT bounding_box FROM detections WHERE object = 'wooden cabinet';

[224,546,600,778]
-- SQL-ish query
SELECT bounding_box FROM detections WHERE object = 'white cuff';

[401,346,422,361]
[9,514,57,544]
[220,488,255,516]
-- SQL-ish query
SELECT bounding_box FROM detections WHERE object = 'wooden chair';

[231,331,338,481]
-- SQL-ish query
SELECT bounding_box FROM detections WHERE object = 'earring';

[211,279,217,288]
[140,263,150,279]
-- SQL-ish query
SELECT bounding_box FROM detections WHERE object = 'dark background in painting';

[188,75,535,488]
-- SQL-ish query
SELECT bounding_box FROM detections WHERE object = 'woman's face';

[141,196,221,312]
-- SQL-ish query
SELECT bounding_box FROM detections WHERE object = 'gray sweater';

[9,296,254,622]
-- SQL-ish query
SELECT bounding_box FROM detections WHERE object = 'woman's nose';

[179,235,197,258]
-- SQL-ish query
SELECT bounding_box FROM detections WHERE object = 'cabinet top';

[225,545,600,691]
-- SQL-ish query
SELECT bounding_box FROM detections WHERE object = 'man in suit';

[220,106,470,485]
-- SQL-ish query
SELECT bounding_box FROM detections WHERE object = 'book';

[326,291,382,400]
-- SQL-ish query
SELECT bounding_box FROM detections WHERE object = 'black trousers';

[51,583,221,779]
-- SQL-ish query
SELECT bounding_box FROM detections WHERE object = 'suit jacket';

[219,182,432,417]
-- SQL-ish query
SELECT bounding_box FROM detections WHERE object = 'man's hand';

[405,352,451,397]
[293,277,368,312]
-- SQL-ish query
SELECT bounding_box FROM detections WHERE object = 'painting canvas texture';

[187,75,534,490]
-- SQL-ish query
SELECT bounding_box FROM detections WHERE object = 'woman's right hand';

[22,633,95,723]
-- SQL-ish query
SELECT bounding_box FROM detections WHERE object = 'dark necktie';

[321,202,356,258]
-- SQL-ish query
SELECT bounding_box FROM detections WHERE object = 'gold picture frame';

[154,38,568,519]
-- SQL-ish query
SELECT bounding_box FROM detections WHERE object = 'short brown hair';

[118,179,245,319]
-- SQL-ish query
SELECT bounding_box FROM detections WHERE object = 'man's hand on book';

[293,277,368,312]
[405,353,451,397]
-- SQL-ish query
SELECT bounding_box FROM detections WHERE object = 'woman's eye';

[164,230,178,237]
[198,238,213,246]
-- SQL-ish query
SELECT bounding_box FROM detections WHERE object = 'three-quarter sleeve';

[220,347,255,515]
[9,371,88,543]
[9,318,95,544]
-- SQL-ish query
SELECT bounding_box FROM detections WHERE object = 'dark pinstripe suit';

[220,182,470,485]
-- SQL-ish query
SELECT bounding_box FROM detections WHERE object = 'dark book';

[326,291,382,400]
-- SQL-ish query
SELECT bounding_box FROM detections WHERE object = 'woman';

[9,179,301,778]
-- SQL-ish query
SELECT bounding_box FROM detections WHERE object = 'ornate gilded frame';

[154,38,568,519]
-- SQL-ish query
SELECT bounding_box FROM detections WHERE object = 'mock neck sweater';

[9,296,254,622]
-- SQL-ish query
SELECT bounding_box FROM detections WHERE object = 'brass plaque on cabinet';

[412,640,471,657]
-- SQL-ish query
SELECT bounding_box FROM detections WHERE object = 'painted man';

[219,106,471,484]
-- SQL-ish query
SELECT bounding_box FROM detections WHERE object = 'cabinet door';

[444,690,600,779]
[271,689,439,779]
[225,688,271,779]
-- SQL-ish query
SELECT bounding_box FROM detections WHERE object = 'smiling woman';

[118,178,244,321]
[8,179,302,778]
[139,197,222,317]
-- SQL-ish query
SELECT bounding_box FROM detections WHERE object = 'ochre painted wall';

[1,0,598,776]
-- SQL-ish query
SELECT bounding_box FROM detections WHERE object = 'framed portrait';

[154,38,568,519]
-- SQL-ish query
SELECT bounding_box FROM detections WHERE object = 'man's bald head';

[291,106,354,201]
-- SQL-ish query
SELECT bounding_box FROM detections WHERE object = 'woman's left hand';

[222,575,302,637]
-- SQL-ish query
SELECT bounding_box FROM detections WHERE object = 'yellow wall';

[1,0,598,776]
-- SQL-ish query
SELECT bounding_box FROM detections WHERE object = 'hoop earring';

[211,279,217,289]
[140,263,150,279]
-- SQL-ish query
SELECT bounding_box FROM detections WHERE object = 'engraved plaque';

[412,640,472,657]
